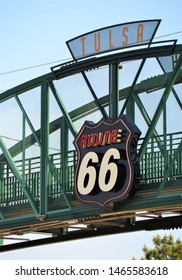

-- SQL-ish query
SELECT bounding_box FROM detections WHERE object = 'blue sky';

[1,0,182,89]
[0,0,182,260]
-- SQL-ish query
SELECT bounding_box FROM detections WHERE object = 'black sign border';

[74,117,137,207]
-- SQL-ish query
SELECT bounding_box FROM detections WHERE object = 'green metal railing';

[0,131,181,205]
[138,131,182,184]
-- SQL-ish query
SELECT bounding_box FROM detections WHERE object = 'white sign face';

[66,20,161,60]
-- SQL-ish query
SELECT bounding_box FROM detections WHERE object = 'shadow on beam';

[1,216,182,253]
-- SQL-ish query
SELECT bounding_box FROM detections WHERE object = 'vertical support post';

[40,81,49,215]
[22,114,26,187]
[169,134,173,180]
[109,63,119,119]
[61,118,68,192]
[163,95,167,172]
[126,96,135,121]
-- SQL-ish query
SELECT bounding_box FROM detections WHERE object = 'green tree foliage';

[135,234,182,260]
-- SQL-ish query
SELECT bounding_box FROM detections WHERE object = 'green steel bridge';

[0,42,182,251]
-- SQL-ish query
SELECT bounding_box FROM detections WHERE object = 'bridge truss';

[0,42,182,251]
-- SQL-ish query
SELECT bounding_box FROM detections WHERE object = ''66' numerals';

[77,148,120,195]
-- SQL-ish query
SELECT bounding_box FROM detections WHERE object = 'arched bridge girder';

[2,69,182,160]
[0,43,182,243]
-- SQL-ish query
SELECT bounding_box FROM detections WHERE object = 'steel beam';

[48,81,77,138]
[2,66,182,160]
[40,81,49,215]
[139,52,182,159]
[60,118,70,203]
[121,58,146,114]
[81,71,108,119]
[15,95,41,145]
[109,63,119,119]
[0,44,178,105]
[1,215,182,253]
[133,94,163,152]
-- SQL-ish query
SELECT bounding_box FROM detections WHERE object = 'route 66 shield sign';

[74,114,141,207]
